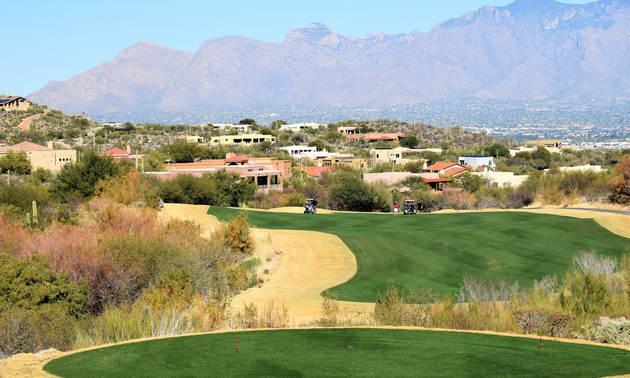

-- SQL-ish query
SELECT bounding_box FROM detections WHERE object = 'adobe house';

[209,133,275,145]
[149,165,284,193]
[0,96,30,111]
[0,141,75,172]
[423,162,475,177]
[346,132,406,143]
[524,140,563,154]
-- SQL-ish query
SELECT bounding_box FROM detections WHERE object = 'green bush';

[0,253,88,317]
[280,192,306,207]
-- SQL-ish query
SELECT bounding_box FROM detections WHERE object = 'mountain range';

[29,0,630,116]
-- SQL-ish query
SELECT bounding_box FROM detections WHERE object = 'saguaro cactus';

[32,200,38,225]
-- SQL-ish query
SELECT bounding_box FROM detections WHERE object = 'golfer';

[394,202,398,215]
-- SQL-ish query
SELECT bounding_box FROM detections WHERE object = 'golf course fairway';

[44,328,630,377]
[208,207,630,302]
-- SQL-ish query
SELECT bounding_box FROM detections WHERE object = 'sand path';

[17,114,41,132]
[158,204,372,324]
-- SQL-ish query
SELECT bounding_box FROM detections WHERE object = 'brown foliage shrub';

[514,309,575,338]
[95,170,161,209]
[222,213,254,256]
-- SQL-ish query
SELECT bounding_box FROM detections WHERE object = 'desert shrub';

[280,191,306,207]
[0,306,78,358]
[248,190,284,209]
[160,174,219,205]
[258,301,290,329]
[372,181,393,212]
[317,290,341,327]
[609,154,630,204]
[374,284,433,327]
[475,186,510,209]
[225,266,249,291]
[95,170,162,209]
[456,277,519,304]
[222,213,255,256]
[0,150,31,175]
[459,173,486,194]
[53,149,121,200]
[575,316,630,346]
[574,249,617,278]
[0,253,88,317]
[0,181,51,220]
[140,268,197,311]
[415,190,439,212]
[559,270,612,318]
[507,188,535,208]
[329,169,375,211]
[513,309,575,338]
[74,304,195,349]
[374,284,406,326]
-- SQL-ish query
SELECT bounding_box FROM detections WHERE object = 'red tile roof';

[295,166,335,177]
[442,167,468,177]
[103,148,130,156]
[0,141,53,152]
[424,162,460,171]
[225,155,249,163]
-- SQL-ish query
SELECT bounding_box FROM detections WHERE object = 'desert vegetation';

[0,198,281,357]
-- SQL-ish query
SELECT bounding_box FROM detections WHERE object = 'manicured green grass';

[45,329,630,378]
[209,207,630,302]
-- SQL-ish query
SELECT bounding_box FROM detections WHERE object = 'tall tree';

[52,149,121,200]
[0,150,31,175]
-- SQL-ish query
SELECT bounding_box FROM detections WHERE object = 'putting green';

[208,208,630,302]
[44,329,630,378]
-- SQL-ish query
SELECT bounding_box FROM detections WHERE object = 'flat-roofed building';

[524,140,562,154]
[0,141,75,172]
[209,133,276,145]
[458,155,495,169]
[279,145,318,156]
[278,122,322,132]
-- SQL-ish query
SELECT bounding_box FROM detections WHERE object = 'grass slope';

[209,208,630,302]
[45,329,630,378]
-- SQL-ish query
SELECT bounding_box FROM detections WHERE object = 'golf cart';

[304,198,318,214]
[403,200,416,215]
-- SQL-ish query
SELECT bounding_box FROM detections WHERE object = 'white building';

[278,122,323,132]
[279,146,319,156]
[472,170,528,188]
[459,155,495,169]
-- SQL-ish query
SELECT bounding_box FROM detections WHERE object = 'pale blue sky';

[3,0,595,96]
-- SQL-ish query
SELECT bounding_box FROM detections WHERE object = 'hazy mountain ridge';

[29,0,629,115]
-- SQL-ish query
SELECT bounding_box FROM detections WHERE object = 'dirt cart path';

[159,204,372,324]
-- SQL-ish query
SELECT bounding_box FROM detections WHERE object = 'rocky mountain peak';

[284,23,340,44]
